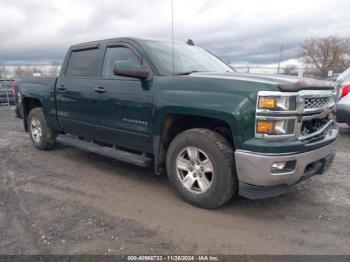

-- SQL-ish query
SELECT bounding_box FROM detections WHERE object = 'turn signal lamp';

[256,121,275,133]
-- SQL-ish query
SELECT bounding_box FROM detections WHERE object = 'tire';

[347,123,350,128]
[28,107,57,150]
[166,128,237,209]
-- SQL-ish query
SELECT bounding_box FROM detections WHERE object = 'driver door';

[91,43,154,153]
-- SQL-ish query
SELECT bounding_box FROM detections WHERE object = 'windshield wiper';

[174,70,202,76]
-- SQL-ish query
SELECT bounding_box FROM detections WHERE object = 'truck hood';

[190,72,335,92]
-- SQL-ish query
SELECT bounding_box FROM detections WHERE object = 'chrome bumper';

[235,129,338,187]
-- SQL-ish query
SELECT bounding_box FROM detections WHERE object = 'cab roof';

[70,37,185,49]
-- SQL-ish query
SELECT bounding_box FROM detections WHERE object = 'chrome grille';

[299,118,333,141]
[301,118,328,136]
[304,96,330,109]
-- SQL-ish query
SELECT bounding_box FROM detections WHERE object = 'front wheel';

[166,128,237,209]
[28,107,57,150]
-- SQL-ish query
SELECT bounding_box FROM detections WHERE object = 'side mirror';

[113,61,151,80]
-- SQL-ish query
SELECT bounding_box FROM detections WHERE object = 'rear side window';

[66,48,99,77]
[102,47,140,78]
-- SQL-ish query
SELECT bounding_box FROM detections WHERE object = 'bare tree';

[0,63,9,79]
[14,66,36,78]
[283,64,297,75]
[298,36,350,78]
[0,63,3,79]
[48,61,61,76]
[14,66,27,78]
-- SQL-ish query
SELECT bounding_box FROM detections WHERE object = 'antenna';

[277,45,284,74]
[171,0,175,76]
[186,39,195,46]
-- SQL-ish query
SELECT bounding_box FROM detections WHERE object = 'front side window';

[66,48,99,77]
[102,46,140,78]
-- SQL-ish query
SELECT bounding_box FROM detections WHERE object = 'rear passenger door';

[56,46,101,138]
[91,43,154,153]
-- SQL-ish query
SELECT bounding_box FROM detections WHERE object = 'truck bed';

[16,76,60,130]
[19,76,58,87]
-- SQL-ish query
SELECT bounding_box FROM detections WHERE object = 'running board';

[57,135,152,167]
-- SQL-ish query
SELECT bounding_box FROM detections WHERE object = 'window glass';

[66,48,99,77]
[102,47,140,78]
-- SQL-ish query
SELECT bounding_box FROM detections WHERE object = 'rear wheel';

[28,107,57,150]
[166,128,237,209]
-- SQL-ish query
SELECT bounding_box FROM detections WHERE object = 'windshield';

[144,40,233,75]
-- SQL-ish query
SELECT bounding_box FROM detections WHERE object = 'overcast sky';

[0,0,349,65]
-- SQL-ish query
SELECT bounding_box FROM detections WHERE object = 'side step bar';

[57,135,152,167]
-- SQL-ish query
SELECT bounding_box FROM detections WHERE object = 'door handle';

[57,85,66,91]
[94,87,107,94]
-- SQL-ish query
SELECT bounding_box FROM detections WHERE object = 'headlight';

[256,92,298,139]
[258,95,297,111]
[256,118,296,136]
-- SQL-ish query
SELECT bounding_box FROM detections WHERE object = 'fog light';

[272,162,287,171]
[271,160,297,174]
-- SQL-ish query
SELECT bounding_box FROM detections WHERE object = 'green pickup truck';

[15,37,338,208]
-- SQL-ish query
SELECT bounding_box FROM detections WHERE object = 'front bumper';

[235,128,338,199]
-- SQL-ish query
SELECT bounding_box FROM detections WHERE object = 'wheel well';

[156,114,234,172]
[23,97,42,131]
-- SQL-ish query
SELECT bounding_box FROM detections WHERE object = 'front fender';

[152,75,278,149]
[153,92,256,149]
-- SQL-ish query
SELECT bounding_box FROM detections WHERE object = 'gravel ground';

[0,106,349,255]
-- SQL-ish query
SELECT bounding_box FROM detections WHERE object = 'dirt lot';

[0,106,349,255]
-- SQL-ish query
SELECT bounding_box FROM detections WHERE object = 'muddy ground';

[0,106,349,255]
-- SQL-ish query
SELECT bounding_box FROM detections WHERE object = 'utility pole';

[277,45,284,74]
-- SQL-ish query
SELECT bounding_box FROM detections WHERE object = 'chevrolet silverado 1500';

[15,37,338,208]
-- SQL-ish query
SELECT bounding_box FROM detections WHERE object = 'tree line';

[0,62,60,79]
